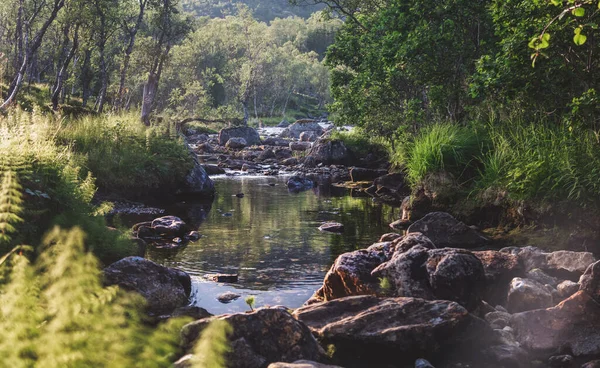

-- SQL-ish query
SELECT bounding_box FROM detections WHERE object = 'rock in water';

[407,212,488,249]
[151,216,186,237]
[305,139,352,166]
[103,257,191,315]
[226,137,248,150]
[293,296,493,365]
[181,308,324,367]
[218,126,261,146]
[318,222,344,233]
[280,121,324,139]
[287,176,314,192]
[217,292,241,303]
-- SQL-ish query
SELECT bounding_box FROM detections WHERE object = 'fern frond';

[0,171,24,244]
[192,320,232,368]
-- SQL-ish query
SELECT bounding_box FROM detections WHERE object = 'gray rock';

[379,233,403,242]
[103,257,191,315]
[582,360,600,368]
[151,216,186,237]
[318,222,344,233]
[556,280,579,300]
[510,291,600,356]
[407,212,488,249]
[294,296,494,365]
[282,157,298,166]
[263,137,291,147]
[548,354,574,367]
[305,139,352,166]
[277,120,290,128]
[415,359,436,368]
[226,137,248,150]
[473,250,523,305]
[507,277,554,313]
[527,268,560,287]
[300,131,319,142]
[289,141,312,152]
[482,345,529,368]
[280,121,324,139]
[485,311,511,329]
[178,160,215,196]
[171,306,212,320]
[392,232,436,254]
[579,260,600,304]
[181,308,324,367]
[258,149,276,161]
[219,126,261,146]
[287,176,314,192]
[217,292,242,303]
[201,164,226,175]
[349,167,388,182]
[372,246,485,311]
[501,246,596,278]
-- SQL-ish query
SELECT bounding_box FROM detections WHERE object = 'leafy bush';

[330,129,389,159]
[58,113,194,197]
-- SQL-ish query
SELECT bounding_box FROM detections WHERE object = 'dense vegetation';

[322,0,600,217]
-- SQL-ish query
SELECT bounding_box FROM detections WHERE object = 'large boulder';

[289,142,312,152]
[280,121,324,139]
[318,249,387,301]
[372,246,486,311]
[177,160,215,196]
[103,257,191,315]
[293,296,494,365]
[510,291,600,357]
[579,260,600,303]
[349,167,388,182]
[506,277,554,313]
[226,137,248,150]
[473,251,524,305]
[373,173,409,196]
[219,126,261,146]
[181,308,324,368]
[407,212,488,249]
[263,137,291,147]
[150,215,186,237]
[305,139,352,166]
[287,176,314,193]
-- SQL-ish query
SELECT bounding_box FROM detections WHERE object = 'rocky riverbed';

[101,120,600,367]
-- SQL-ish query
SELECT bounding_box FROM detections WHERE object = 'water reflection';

[147,175,398,314]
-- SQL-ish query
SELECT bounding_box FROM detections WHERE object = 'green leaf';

[572,8,585,17]
[574,32,587,45]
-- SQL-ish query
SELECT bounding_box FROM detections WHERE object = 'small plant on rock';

[245,296,256,312]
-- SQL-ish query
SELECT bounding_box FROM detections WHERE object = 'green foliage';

[399,123,484,186]
[378,277,392,295]
[0,171,23,243]
[330,129,389,159]
[0,226,187,367]
[57,113,193,197]
[192,320,232,368]
[245,295,255,311]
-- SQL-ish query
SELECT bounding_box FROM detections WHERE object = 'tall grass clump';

[476,121,600,205]
[0,109,136,261]
[58,113,193,197]
[399,123,484,186]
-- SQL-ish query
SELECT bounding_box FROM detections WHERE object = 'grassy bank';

[0,109,195,262]
[391,118,600,226]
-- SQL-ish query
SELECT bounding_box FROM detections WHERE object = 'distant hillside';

[182,0,325,21]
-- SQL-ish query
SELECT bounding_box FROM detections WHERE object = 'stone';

[372,246,485,311]
[527,268,559,287]
[197,143,215,153]
[557,280,579,299]
[209,274,239,283]
[318,222,344,233]
[219,126,261,146]
[289,141,312,152]
[472,251,522,298]
[258,149,277,161]
[268,361,343,368]
[582,360,600,368]
[277,120,290,128]
[280,121,324,139]
[263,137,291,147]
[510,291,600,356]
[485,311,511,329]
[501,246,596,278]
[201,164,226,175]
[373,173,408,195]
[415,359,436,368]
[181,308,324,367]
[579,260,600,304]
[275,149,293,160]
[318,249,387,301]
[507,277,554,313]
[150,216,186,237]
[349,167,388,182]
[178,160,215,197]
[226,137,248,150]
[282,157,298,166]
[171,306,212,320]
[305,139,352,166]
[379,233,402,242]
[391,232,436,254]
[407,212,488,249]
[185,231,201,241]
[548,355,574,367]
[293,296,494,365]
[300,131,319,142]
[482,345,530,368]
[389,219,412,230]
[217,292,242,303]
[103,257,191,315]
[287,176,314,192]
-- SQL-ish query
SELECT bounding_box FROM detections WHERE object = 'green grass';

[58,113,194,198]
[397,123,484,186]
[330,129,390,159]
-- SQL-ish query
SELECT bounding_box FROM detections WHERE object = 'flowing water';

[135,174,398,314]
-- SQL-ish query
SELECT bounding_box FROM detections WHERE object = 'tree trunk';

[52,26,79,111]
[141,72,158,126]
[1,0,65,112]
[81,48,92,108]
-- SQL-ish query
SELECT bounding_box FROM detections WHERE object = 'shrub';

[330,129,389,159]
